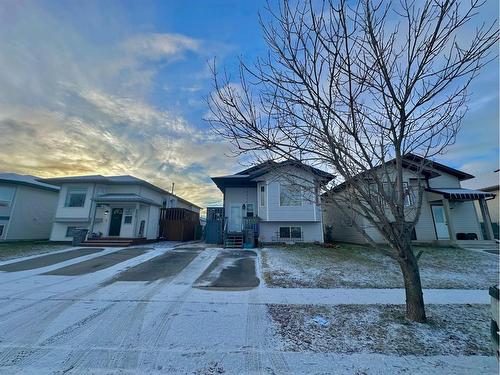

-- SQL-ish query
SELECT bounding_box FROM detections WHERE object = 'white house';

[39,175,201,242]
[324,154,496,244]
[0,173,59,241]
[211,160,334,246]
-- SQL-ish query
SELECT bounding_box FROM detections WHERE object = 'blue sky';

[0,0,498,208]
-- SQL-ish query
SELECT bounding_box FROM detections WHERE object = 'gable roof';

[211,160,334,192]
[328,153,474,194]
[38,174,202,209]
[0,173,59,192]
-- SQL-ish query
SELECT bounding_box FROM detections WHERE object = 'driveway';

[0,244,495,374]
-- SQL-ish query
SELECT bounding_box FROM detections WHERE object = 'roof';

[38,174,202,209]
[329,154,474,194]
[211,160,334,192]
[461,170,499,191]
[0,173,59,192]
[93,193,161,206]
[426,187,496,200]
[403,154,474,181]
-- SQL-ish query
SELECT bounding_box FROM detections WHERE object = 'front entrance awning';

[93,194,160,206]
[426,188,496,201]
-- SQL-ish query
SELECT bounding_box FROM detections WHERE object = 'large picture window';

[65,187,87,207]
[280,184,302,206]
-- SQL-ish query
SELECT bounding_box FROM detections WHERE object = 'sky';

[0,0,498,209]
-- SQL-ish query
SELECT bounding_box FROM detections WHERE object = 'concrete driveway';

[0,244,272,374]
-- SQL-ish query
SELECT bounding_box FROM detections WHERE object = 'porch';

[426,187,496,242]
[224,216,260,249]
[88,193,160,240]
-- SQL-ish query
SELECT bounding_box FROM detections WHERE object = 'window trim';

[0,186,16,207]
[64,187,87,208]
[279,183,303,207]
[279,226,302,240]
[246,203,254,218]
[65,226,78,237]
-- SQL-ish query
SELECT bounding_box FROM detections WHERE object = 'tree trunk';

[398,244,427,323]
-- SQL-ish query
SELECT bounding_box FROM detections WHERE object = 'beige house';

[462,169,499,239]
[324,155,496,245]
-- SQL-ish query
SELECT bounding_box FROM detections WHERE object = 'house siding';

[2,185,58,241]
[327,167,482,244]
[258,166,321,222]
[259,221,324,243]
[224,187,258,219]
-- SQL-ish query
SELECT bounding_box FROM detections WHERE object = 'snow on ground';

[267,304,493,356]
[261,244,499,289]
[0,243,496,374]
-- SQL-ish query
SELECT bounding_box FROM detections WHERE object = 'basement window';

[279,226,302,239]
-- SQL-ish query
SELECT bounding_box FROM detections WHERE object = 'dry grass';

[0,241,69,261]
[267,303,494,356]
[260,243,499,289]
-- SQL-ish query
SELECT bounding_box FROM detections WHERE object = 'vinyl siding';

[224,187,258,219]
[4,185,58,240]
[259,221,323,243]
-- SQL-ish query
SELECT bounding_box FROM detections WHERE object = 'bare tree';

[207,0,498,322]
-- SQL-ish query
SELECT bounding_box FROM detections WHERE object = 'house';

[462,169,499,239]
[0,173,59,241]
[324,154,496,244]
[38,175,201,243]
[211,160,334,247]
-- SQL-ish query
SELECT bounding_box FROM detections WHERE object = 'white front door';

[229,205,242,232]
[432,205,449,240]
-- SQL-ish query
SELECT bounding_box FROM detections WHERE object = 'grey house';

[324,155,496,245]
[0,173,59,241]
[211,160,334,247]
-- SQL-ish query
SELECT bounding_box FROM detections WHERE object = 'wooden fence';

[159,208,200,241]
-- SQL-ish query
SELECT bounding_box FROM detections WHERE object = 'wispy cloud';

[121,33,201,61]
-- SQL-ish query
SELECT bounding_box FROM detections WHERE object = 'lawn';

[0,241,70,261]
[260,243,499,289]
[267,303,493,356]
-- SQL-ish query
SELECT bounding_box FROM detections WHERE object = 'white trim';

[278,182,303,207]
[266,182,269,220]
[278,225,303,240]
[3,186,18,239]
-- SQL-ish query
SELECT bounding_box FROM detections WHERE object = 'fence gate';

[205,207,224,244]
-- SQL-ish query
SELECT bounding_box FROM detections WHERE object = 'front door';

[109,208,123,236]
[228,205,242,232]
[431,205,449,240]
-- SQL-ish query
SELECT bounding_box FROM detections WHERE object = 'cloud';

[121,33,201,61]
[0,2,239,208]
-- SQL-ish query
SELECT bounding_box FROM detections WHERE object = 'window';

[65,188,87,207]
[66,226,78,237]
[124,215,133,224]
[0,225,4,237]
[290,227,302,239]
[0,186,15,207]
[260,186,265,206]
[246,203,254,218]
[279,226,290,238]
[280,184,302,206]
[279,226,302,239]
